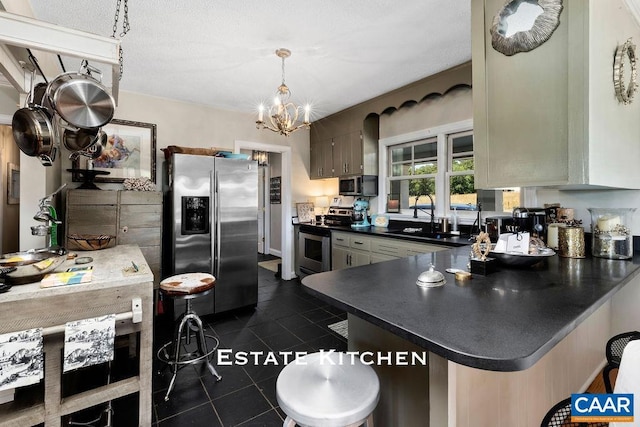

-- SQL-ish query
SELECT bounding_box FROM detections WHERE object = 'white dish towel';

[611,339,640,427]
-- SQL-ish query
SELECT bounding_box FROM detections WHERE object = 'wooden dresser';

[65,190,163,288]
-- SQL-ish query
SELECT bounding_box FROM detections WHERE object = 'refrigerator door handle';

[214,171,221,276]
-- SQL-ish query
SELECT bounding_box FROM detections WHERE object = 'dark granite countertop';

[301,245,640,371]
[297,223,470,247]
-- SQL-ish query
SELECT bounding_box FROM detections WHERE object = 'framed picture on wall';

[7,163,19,205]
[72,119,157,183]
[270,177,281,204]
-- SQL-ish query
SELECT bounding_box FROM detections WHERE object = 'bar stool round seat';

[157,273,222,401]
[276,352,380,427]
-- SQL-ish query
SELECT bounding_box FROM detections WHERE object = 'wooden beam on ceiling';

[0,43,27,92]
[0,10,120,102]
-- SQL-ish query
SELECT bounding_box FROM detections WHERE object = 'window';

[388,138,437,212]
[448,131,475,212]
[382,121,519,217]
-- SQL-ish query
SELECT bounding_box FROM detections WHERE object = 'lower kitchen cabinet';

[331,231,446,270]
[332,245,371,270]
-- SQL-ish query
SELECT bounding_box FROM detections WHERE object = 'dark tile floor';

[151,255,347,426]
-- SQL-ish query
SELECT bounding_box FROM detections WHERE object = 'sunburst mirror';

[490,0,564,56]
[613,38,638,105]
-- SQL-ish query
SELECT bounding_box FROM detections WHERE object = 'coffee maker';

[512,207,547,240]
[351,198,370,228]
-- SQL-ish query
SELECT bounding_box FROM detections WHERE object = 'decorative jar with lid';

[588,208,636,259]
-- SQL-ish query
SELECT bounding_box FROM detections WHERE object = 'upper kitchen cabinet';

[472,0,640,189]
[310,63,472,181]
[332,130,363,177]
[310,136,334,179]
[310,113,379,179]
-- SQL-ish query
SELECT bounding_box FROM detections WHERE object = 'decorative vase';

[588,208,636,259]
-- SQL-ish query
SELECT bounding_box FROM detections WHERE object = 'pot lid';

[53,78,115,129]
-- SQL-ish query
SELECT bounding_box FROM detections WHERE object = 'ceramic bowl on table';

[221,153,251,160]
[67,234,115,251]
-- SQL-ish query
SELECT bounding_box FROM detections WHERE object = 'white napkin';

[0,328,43,391]
[494,232,530,254]
[63,314,116,373]
[611,339,640,427]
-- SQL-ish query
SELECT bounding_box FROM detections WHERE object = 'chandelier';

[256,48,310,137]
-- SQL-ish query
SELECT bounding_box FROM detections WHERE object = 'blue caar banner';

[571,393,634,423]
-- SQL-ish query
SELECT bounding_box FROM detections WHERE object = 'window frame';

[377,119,474,220]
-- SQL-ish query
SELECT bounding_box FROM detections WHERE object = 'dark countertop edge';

[302,264,640,372]
[518,266,640,371]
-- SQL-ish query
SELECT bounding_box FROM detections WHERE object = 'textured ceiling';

[26,0,472,121]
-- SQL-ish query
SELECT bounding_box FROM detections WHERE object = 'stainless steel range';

[324,196,355,226]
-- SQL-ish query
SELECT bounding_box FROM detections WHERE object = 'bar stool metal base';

[157,296,222,401]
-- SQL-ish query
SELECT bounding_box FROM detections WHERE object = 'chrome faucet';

[412,194,436,233]
[32,183,66,247]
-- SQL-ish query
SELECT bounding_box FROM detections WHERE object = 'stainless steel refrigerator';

[167,153,258,316]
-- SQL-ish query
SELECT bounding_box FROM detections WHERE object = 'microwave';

[338,175,378,196]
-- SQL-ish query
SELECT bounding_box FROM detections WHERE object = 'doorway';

[0,123,20,254]
[257,162,274,255]
[234,141,293,280]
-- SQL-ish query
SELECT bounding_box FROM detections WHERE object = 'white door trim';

[234,140,294,280]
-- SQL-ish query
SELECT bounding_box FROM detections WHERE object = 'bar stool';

[276,351,380,427]
[157,272,222,401]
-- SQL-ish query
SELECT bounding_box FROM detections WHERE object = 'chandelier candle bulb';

[304,105,310,123]
[258,105,264,122]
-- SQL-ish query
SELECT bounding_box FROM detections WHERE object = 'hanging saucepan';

[46,61,115,130]
[62,127,99,151]
[12,72,57,166]
[67,129,106,161]
[32,82,54,112]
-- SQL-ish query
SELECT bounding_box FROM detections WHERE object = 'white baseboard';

[269,248,282,257]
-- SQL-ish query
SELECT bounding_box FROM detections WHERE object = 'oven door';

[297,231,331,276]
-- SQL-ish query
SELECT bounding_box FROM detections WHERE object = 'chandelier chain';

[281,55,286,86]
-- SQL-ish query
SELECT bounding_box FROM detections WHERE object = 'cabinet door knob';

[122,226,128,233]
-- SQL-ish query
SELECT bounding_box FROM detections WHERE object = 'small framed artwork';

[296,202,315,223]
[7,163,19,205]
[270,177,281,204]
[72,119,157,184]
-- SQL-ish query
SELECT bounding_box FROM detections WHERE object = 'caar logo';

[571,393,634,423]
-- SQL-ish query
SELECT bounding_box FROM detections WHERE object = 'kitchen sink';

[385,228,458,239]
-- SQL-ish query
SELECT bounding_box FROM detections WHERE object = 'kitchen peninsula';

[0,245,153,426]
[302,244,640,426]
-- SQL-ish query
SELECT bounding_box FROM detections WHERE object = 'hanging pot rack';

[0,10,121,103]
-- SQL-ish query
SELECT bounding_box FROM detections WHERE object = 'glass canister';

[588,208,636,259]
